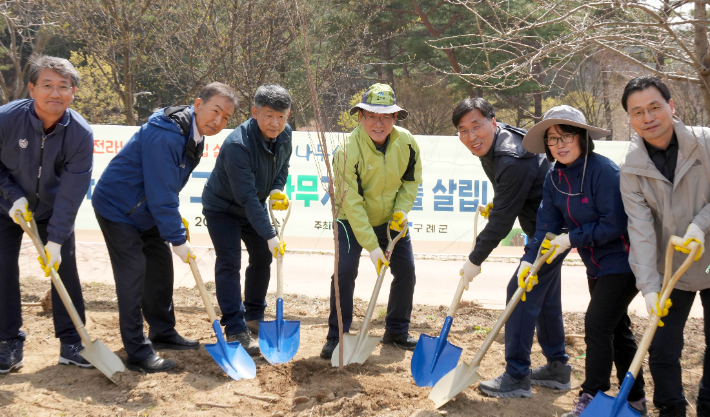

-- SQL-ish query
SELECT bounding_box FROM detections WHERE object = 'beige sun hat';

[522,105,611,154]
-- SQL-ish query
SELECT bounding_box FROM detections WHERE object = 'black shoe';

[659,402,687,417]
[150,333,199,351]
[320,338,338,359]
[0,339,23,373]
[697,398,710,417]
[59,342,94,368]
[380,332,417,351]
[226,330,260,356]
[126,354,176,373]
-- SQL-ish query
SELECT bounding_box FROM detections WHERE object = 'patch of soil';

[1,277,704,416]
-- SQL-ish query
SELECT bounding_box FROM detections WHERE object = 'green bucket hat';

[349,83,409,120]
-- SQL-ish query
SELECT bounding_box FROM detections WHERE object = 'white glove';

[39,241,62,276]
[9,196,31,224]
[541,233,571,263]
[517,261,538,302]
[269,189,289,210]
[268,236,286,258]
[460,260,481,290]
[644,291,672,326]
[675,222,705,261]
[172,241,196,263]
[369,247,389,274]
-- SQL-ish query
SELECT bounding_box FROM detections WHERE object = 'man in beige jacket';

[620,76,710,417]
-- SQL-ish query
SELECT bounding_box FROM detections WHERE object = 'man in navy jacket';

[201,84,292,356]
[452,98,571,398]
[0,55,94,373]
[92,82,237,373]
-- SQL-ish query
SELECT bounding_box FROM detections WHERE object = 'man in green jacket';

[320,83,422,359]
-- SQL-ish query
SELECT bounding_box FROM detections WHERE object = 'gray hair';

[253,84,291,111]
[28,55,80,87]
[198,82,238,108]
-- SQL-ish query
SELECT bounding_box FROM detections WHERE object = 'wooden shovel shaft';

[467,232,556,371]
[268,204,291,300]
[189,257,219,324]
[15,214,92,346]
[627,235,699,378]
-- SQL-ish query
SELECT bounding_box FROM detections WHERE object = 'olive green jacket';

[333,124,422,251]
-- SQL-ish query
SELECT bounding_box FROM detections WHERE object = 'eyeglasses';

[37,84,73,95]
[363,113,395,122]
[545,133,577,146]
[629,104,663,121]
[457,119,491,137]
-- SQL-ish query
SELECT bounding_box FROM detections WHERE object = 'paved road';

[18,241,704,318]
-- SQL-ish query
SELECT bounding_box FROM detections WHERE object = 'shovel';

[184,222,256,380]
[428,232,558,408]
[14,211,125,383]
[411,205,485,387]
[259,204,300,364]
[581,235,700,417]
[331,221,409,367]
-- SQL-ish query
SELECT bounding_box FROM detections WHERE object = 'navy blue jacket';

[92,106,203,246]
[521,152,631,278]
[0,99,93,245]
[202,118,292,240]
[471,123,548,265]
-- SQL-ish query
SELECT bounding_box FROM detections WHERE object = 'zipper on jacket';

[33,134,47,211]
[621,235,629,253]
[126,196,147,216]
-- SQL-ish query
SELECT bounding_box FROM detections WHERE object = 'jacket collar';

[622,117,698,183]
[248,117,289,153]
[28,99,71,136]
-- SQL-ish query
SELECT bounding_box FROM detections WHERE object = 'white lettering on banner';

[78,125,631,253]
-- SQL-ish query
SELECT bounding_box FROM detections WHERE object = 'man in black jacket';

[201,84,292,356]
[453,98,570,398]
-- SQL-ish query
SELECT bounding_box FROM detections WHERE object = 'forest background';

[4,0,710,139]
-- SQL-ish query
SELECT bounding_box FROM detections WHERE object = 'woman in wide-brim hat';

[520,105,648,417]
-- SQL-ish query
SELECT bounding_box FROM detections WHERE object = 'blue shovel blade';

[581,390,640,417]
[205,320,256,380]
[411,316,463,387]
[259,299,301,365]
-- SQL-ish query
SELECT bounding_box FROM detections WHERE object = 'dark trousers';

[327,220,416,339]
[203,209,272,336]
[581,272,645,401]
[0,214,84,344]
[649,288,710,409]
[95,211,177,362]
[505,251,569,379]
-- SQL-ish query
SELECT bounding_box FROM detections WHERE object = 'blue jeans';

[504,251,569,379]
[327,220,416,339]
[0,213,85,344]
[204,209,272,336]
[649,287,710,409]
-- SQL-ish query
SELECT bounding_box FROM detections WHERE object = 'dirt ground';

[0,277,706,417]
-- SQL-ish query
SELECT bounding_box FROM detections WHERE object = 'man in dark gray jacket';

[0,55,93,373]
[202,84,292,356]
[452,98,571,398]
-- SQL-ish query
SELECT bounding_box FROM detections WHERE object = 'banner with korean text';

[79,125,630,254]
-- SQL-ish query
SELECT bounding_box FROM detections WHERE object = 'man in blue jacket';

[0,55,94,373]
[92,82,237,373]
[452,98,571,398]
[202,84,292,356]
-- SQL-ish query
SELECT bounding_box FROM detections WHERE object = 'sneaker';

[478,372,532,398]
[629,397,649,417]
[0,339,24,373]
[380,332,417,351]
[226,329,260,356]
[246,320,261,335]
[561,393,594,417]
[320,338,338,359]
[59,342,94,368]
[530,360,572,390]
